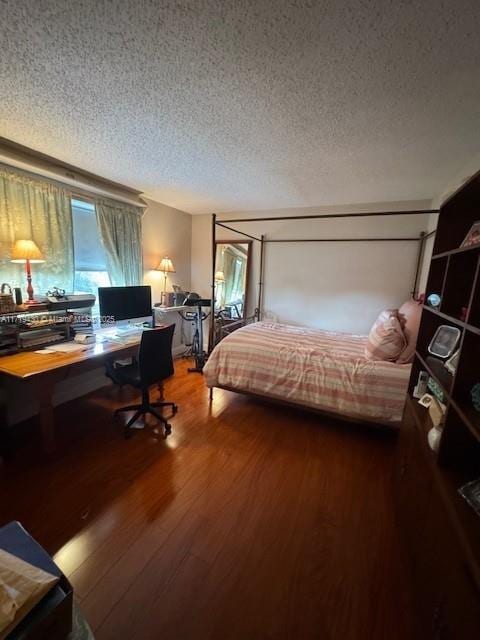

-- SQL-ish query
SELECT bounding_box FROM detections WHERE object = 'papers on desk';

[109,333,142,344]
[41,342,93,354]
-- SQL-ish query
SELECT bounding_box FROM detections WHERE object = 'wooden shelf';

[415,351,480,443]
[406,396,480,591]
[459,405,480,442]
[423,305,466,328]
[466,322,480,337]
[416,301,480,443]
[434,463,480,591]
[408,395,440,461]
[396,171,480,636]
[422,306,480,336]
[415,350,454,399]
[432,243,480,260]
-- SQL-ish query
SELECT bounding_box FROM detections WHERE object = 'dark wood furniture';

[0,329,142,453]
[395,171,480,638]
[0,521,73,639]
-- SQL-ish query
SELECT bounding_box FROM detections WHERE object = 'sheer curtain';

[95,198,143,287]
[223,249,237,303]
[0,165,74,296]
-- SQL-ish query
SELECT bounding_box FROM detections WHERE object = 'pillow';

[396,299,423,364]
[365,309,406,362]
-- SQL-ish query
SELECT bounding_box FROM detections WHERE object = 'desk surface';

[0,329,142,379]
[154,305,189,312]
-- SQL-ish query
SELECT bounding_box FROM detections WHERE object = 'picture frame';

[461,220,480,248]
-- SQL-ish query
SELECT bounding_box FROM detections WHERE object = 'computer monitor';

[98,285,152,324]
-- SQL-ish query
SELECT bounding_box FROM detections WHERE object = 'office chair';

[113,324,178,437]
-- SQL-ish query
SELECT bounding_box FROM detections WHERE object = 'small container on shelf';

[428,324,461,359]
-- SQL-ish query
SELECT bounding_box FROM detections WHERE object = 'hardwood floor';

[0,359,415,639]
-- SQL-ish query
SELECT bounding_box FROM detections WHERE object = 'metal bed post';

[412,231,427,299]
[209,214,217,403]
[220,209,439,224]
[209,213,217,354]
[257,234,265,320]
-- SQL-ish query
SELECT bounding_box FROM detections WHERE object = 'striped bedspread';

[204,321,411,425]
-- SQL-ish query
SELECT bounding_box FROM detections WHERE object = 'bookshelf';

[395,170,480,638]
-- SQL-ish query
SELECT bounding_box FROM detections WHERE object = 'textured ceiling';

[1,0,480,214]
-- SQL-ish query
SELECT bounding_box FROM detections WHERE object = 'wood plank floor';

[0,359,415,639]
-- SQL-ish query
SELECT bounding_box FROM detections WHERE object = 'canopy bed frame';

[209,208,438,350]
[207,208,438,427]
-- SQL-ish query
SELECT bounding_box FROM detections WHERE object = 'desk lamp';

[156,257,175,305]
[11,239,45,304]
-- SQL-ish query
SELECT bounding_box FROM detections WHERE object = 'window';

[71,198,110,315]
[230,258,245,302]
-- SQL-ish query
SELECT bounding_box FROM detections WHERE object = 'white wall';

[6,198,192,425]
[142,198,192,301]
[191,200,433,334]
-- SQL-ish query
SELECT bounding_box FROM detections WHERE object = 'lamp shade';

[11,239,45,263]
[156,257,175,273]
[215,270,225,282]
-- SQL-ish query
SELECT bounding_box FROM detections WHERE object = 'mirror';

[215,241,251,320]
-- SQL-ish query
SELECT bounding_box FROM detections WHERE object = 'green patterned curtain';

[95,198,143,286]
[0,165,74,296]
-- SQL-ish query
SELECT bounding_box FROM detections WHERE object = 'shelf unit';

[395,170,480,638]
[0,308,93,355]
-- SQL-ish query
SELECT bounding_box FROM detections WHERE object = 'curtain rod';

[218,209,439,224]
[265,237,420,243]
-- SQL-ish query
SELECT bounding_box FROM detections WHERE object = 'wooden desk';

[0,330,142,453]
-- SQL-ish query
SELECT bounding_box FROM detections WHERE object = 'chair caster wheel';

[172,405,178,415]
[164,424,172,435]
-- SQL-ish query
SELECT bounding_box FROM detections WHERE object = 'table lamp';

[156,256,175,305]
[214,271,225,283]
[11,239,45,303]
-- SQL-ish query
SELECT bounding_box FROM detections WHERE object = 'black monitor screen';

[98,286,152,322]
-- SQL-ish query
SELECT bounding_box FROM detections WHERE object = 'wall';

[191,200,433,334]
[6,198,192,425]
[142,198,192,300]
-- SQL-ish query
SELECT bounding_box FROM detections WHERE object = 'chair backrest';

[138,324,175,387]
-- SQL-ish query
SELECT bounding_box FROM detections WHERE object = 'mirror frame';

[215,239,252,320]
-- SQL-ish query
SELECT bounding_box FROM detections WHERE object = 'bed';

[203,321,411,426]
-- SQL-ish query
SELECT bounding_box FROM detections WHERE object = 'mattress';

[203,321,411,425]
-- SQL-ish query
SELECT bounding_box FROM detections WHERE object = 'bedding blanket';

[204,322,411,425]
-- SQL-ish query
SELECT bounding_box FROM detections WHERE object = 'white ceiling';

[1,1,479,214]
